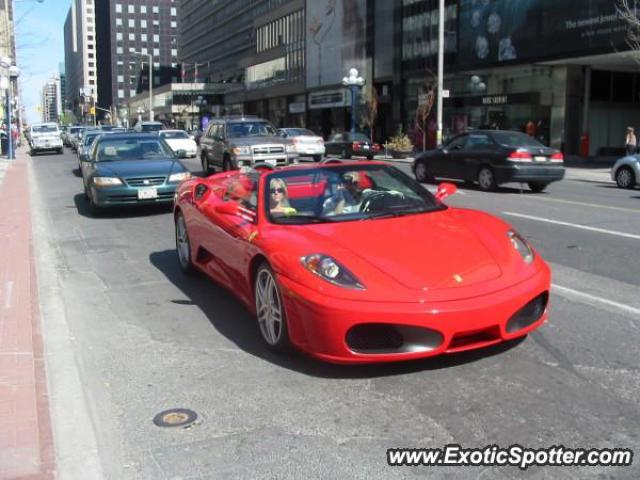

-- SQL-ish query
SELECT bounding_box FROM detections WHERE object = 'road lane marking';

[3,280,13,309]
[503,212,640,240]
[516,196,640,215]
[552,284,640,319]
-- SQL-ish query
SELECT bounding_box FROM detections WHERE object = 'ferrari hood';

[304,210,503,291]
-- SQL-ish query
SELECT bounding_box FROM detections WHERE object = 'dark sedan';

[80,133,191,215]
[413,130,565,192]
[325,132,381,160]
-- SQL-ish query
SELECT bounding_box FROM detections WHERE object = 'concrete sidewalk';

[0,150,55,479]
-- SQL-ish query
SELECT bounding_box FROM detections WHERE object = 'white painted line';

[521,196,640,215]
[3,280,13,309]
[503,212,640,240]
[552,283,640,319]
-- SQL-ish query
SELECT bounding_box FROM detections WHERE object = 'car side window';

[330,134,343,142]
[466,134,492,149]
[446,135,468,150]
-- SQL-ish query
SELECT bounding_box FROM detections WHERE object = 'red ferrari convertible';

[174,162,550,364]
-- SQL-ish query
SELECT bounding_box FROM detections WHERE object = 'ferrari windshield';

[95,137,174,161]
[266,164,444,224]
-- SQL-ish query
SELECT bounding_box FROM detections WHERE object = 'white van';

[29,123,63,155]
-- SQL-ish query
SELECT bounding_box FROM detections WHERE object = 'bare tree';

[361,86,378,142]
[415,70,436,152]
[617,0,640,54]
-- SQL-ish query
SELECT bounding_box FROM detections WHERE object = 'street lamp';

[437,0,444,145]
[341,68,365,134]
[194,95,207,130]
[132,50,153,121]
[1,57,19,160]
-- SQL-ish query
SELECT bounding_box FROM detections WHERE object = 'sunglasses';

[270,187,285,194]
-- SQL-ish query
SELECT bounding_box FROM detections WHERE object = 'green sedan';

[80,133,191,216]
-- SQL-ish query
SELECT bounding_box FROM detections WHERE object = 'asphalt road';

[30,149,640,479]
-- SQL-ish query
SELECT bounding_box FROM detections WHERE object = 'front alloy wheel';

[615,166,636,189]
[477,166,497,191]
[175,212,194,273]
[255,264,290,351]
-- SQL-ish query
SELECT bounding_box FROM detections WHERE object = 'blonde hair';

[269,178,291,208]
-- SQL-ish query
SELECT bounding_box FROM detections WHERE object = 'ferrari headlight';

[168,171,192,183]
[507,230,534,264]
[232,146,251,156]
[93,176,123,187]
[301,254,365,290]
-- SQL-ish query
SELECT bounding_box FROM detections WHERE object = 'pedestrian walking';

[625,126,637,155]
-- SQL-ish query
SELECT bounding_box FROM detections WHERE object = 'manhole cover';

[153,408,198,428]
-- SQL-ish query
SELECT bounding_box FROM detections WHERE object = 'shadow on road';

[149,248,526,379]
[72,193,172,219]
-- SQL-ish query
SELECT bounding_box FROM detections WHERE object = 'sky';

[15,0,68,124]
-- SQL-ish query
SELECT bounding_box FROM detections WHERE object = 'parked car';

[80,133,191,215]
[159,129,198,158]
[325,132,381,160]
[68,126,88,151]
[199,115,296,174]
[173,161,550,363]
[278,128,325,162]
[77,130,111,171]
[611,154,639,189]
[28,123,63,155]
[413,130,565,192]
[133,121,164,133]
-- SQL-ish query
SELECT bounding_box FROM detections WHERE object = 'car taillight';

[352,142,361,149]
[373,143,381,151]
[508,149,533,162]
[550,152,564,163]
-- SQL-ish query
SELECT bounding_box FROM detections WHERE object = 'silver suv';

[199,116,296,174]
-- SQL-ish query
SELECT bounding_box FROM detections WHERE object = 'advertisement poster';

[306,0,367,88]
[459,0,631,67]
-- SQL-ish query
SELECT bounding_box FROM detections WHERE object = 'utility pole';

[437,0,444,146]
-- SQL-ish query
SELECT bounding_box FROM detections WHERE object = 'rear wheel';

[254,263,290,352]
[528,181,549,193]
[414,161,432,183]
[175,212,194,274]
[615,166,636,189]
[477,166,497,191]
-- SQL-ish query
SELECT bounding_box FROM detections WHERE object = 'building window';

[153,48,160,56]
[128,19,135,28]
[118,89,124,98]
[171,7,176,16]
[129,33,135,41]
[141,19,147,28]
[115,3,122,13]
[128,5,134,14]
[140,5,147,14]
[141,47,148,54]
[116,32,123,41]
[117,75,124,82]
[153,34,159,43]
[130,89,137,97]
[116,17,122,26]
[152,6,159,14]
[152,20,159,27]
[170,21,177,28]
[141,33,147,42]
[171,49,177,57]
[116,46,123,54]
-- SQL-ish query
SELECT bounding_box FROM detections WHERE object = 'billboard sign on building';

[306,0,367,89]
[459,0,631,67]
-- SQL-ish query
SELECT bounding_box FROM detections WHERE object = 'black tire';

[414,160,432,183]
[201,153,212,175]
[477,166,497,192]
[175,211,194,274]
[87,192,101,217]
[528,181,549,193]
[313,155,323,162]
[615,166,636,189]
[254,263,291,352]
[366,155,374,160]
[341,148,351,160]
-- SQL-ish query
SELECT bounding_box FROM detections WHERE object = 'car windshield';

[228,121,278,138]
[266,164,444,225]
[349,133,370,142]
[140,123,163,132]
[160,131,189,139]
[95,138,173,162]
[284,128,316,137]
[491,131,544,147]
[33,125,58,133]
